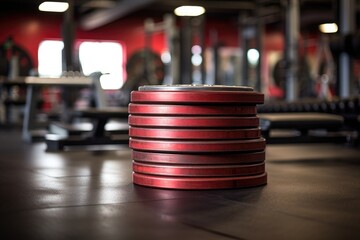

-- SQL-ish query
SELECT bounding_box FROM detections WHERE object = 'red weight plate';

[129,127,261,140]
[132,150,266,165]
[132,161,265,177]
[129,138,266,153]
[133,172,267,189]
[128,115,259,128]
[138,85,254,92]
[128,103,257,116]
[131,91,264,104]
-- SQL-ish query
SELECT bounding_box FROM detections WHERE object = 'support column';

[339,0,355,97]
[199,15,206,84]
[179,17,193,84]
[255,19,263,92]
[62,0,75,72]
[241,25,251,87]
[285,0,299,101]
[164,14,180,85]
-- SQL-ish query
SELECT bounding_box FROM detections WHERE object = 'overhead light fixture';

[39,1,69,12]
[174,6,205,17]
[247,49,260,66]
[319,23,338,33]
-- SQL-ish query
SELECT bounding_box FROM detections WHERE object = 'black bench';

[259,113,346,144]
[45,107,129,151]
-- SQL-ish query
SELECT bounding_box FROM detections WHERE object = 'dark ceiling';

[0,0,356,31]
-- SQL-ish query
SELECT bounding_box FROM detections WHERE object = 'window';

[38,40,64,77]
[79,41,123,90]
[38,40,124,89]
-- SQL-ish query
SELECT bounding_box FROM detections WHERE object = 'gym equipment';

[128,103,257,116]
[132,161,265,177]
[259,113,345,144]
[131,150,266,165]
[133,172,267,190]
[128,115,259,128]
[0,37,34,78]
[258,96,360,145]
[138,85,253,91]
[119,49,165,105]
[22,75,94,142]
[129,84,266,190]
[131,90,264,104]
[46,107,128,151]
[129,127,261,140]
[129,138,266,153]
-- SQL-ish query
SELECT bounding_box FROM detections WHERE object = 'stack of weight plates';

[128,85,267,190]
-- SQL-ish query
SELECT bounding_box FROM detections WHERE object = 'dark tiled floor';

[0,129,359,239]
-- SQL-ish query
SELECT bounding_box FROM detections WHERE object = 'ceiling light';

[39,1,69,12]
[319,23,338,33]
[174,6,205,17]
[247,49,260,66]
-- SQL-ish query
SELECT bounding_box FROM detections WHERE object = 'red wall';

[0,12,284,68]
[0,13,61,67]
[0,12,152,67]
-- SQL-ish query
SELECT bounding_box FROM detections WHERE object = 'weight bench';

[45,107,129,151]
[259,113,346,144]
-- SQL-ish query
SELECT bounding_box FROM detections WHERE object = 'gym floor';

[0,128,359,239]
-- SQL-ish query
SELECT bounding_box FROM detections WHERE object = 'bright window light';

[39,1,69,12]
[38,40,124,90]
[79,41,124,90]
[174,6,205,16]
[38,40,64,77]
[319,23,338,33]
[247,48,260,66]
